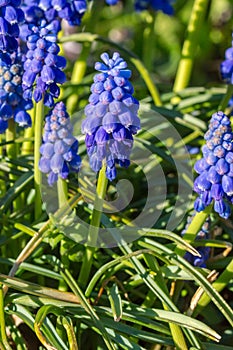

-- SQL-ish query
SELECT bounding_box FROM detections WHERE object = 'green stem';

[59,264,116,350]
[57,177,68,207]
[6,119,22,211]
[143,254,188,350]
[57,178,69,291]
[34,99,44,220]
[218,84,233,112]
[78,166,108,287]
[0,285,12,350]
[66,43,91,115]
[172,205,212,337]
[131,57,162,106]
[193,258,233,317]
[173,0,210,93]
[22,107,35,156]
[143,12,156,72]
[0,137,5,198]
[6,119,16,159]
[175,205,212,256]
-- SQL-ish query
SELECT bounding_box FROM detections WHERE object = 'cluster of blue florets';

[193,111,233,219]
[183,216,211,268]
[22,17,66,107]
[0,0,24,52]
[0,52,32,133]
[21,0,87,25]
[39,101,81,186]
[0,0,32,134]
[82,52,140,181]
[220,34,233,85]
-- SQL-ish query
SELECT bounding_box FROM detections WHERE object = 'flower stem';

[22,106,35,155]
[57,178,69,291]
[175,205,212,256]
[143,12,156,72]
[218,84,233,112]
[6,119,22,210]
[173,0,210,93]
[131,57,162,106]
[6,118,17,159]
[34,98,44,220]
[66,42,91,115]
[144,254,188,350]
[57,177,68,207]
[78,166,108,287]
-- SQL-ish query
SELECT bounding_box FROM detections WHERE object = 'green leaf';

[34,305,68,350]
[0,172,33,212]
[0,273,81,304]
[161,265,192,280]
[139,228,200,257]
[0,258,63,281]
[85,249,149,298]
[139,238,233,327]
[107,283,122,322]
[201,343,233,350]
[62,317,78,350]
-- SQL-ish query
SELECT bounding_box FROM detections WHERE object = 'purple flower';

[82,52,140,181]
[183,216,211,268]
[22,16,66,106]
[0,51,32,133]
[22,0,87,25]
[0,0,24,52]
[193,111,233,219]
[39,101,81,186]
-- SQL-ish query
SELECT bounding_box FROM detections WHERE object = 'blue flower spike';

[82,52,140,181]
[193,111,233,219]
[0,0,24,52]
[39,101,81,186]
[22,17,66,107]
[0,51,32,133]
[22,0,87,25]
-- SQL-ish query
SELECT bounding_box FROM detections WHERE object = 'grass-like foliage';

[0,0,233,349]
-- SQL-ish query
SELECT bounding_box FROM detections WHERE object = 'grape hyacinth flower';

[220,33,233,84]
[39,101,81,186]
[22,17,66,107]
[183,216,211,268]
[134,0,175,15]
[82,52,140,181]
[193,111,233,219]
[0,52,32,133]
[0,0,24,52]
[22,0,87,26]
